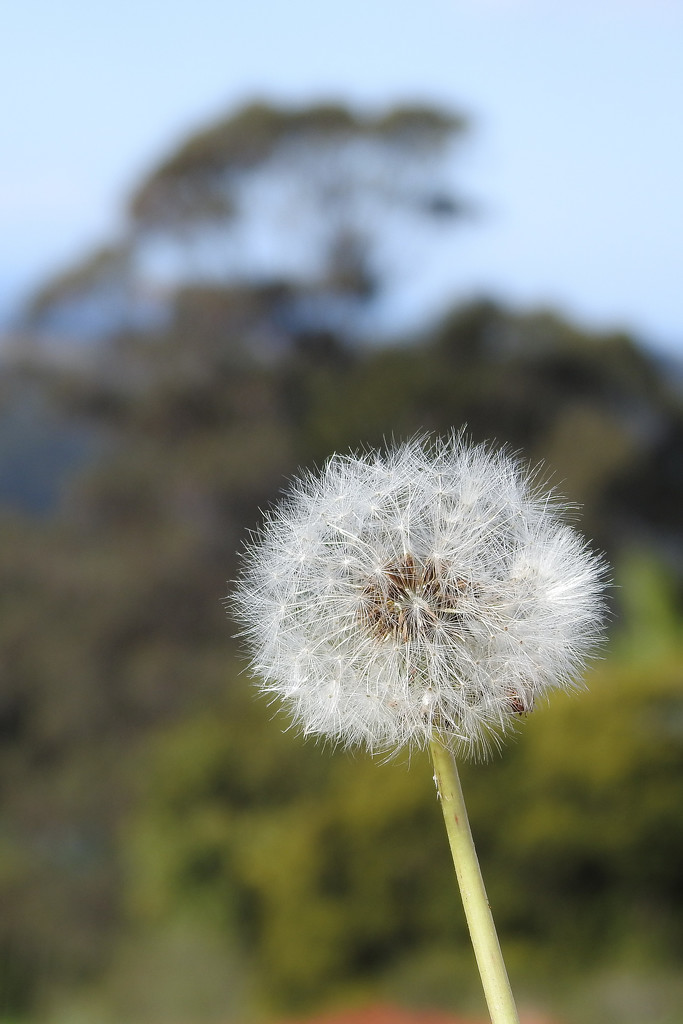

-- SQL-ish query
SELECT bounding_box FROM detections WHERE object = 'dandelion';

[234,432,605,756]
[231,432,607,1024]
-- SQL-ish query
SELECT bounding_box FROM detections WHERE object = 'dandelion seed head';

[231,432,607,757]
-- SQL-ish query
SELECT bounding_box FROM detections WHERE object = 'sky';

[2,0,683,354]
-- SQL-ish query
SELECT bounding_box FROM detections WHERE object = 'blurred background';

[1,2,682,1023]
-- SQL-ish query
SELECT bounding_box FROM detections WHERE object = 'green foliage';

[122,707,457,1011]
[115,558,683,1013]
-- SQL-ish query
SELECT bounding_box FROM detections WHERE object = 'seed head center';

[360,552,469,643]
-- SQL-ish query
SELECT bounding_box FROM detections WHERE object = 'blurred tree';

[117,560,683,1014]
[24,101,467,345]
[5,286,683,1018]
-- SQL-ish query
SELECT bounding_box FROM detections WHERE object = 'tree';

[24,101,468,345]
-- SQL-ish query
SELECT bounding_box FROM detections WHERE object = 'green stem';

[430,739,520,1024]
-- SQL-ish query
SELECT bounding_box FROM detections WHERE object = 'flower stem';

[429,739,520,1024]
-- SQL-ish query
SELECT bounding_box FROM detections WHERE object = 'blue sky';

[2,0,683,353]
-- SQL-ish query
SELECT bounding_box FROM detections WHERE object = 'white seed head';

[231,433,607,757]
